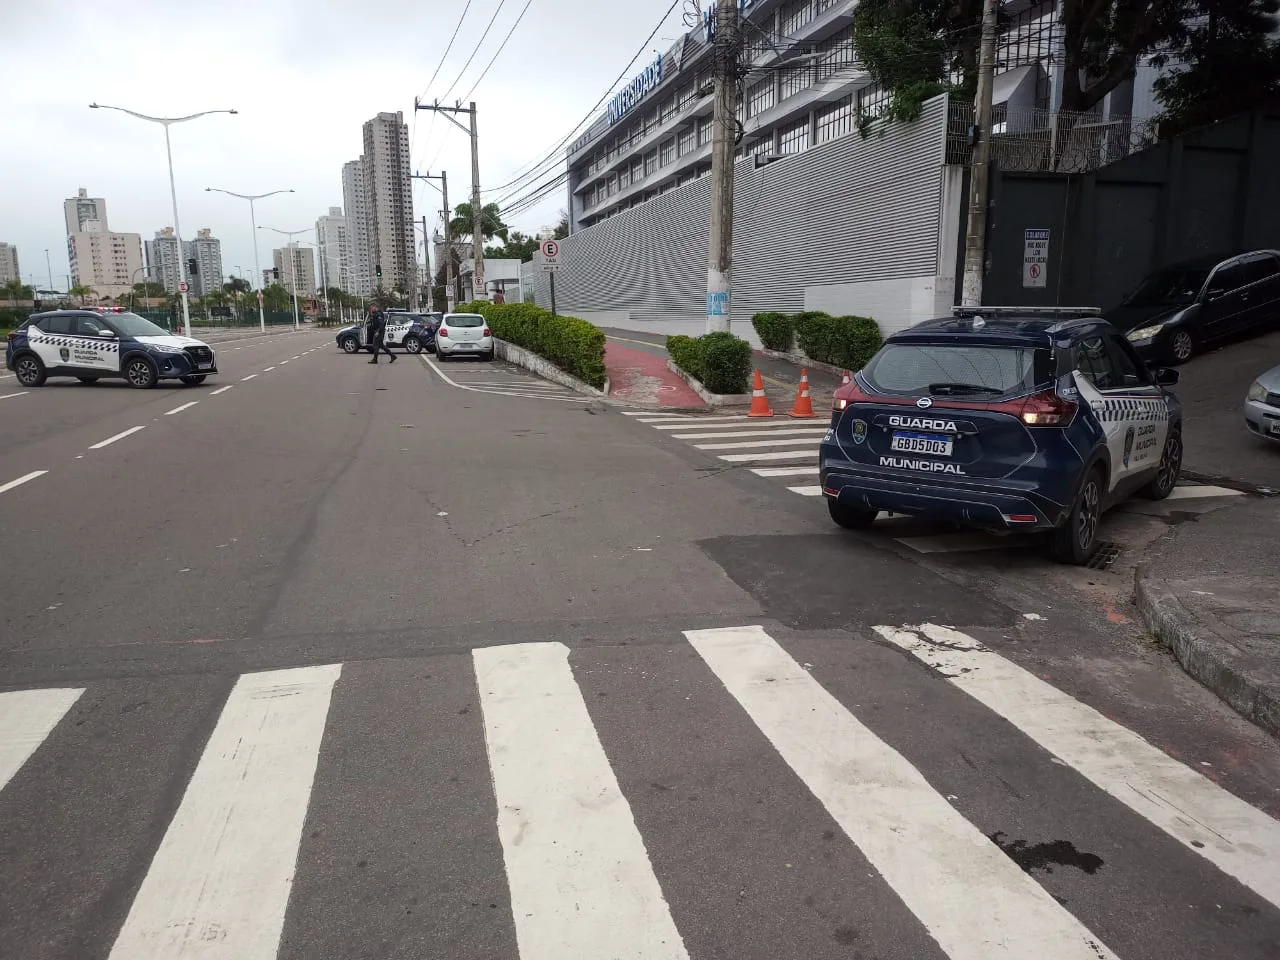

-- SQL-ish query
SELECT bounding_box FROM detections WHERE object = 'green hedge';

[793,311,883,371]
[666,332,752,394]
[456,301,606,388]
[751,312,793,352]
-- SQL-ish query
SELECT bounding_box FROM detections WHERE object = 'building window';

[660,138,675,166]
[661,94,678,121]
[631,157,644,181]
[778,117,809,155]
[779,0,814,36]
[696,117,712,146]
[678,127,695,156]
[779,63,811,100]
[816,95,854,143]
[644,149,658,176]
[619,166,631,189]
[816,27,855,80]
[747,77,775,117]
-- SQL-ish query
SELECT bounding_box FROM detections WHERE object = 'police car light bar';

[952,306,1102,317]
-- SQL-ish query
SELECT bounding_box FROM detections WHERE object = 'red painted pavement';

[605,341,706,408]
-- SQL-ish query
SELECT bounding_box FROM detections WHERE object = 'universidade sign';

[608,56,663,125]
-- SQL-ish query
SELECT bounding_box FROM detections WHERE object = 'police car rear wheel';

[125,357,158,389]
[404,336,423,354]
[827,498,878,530]
[1050,468,1102,565]
[1141,428,1182,500]
[15,355,45,387]
[340,337,359,354]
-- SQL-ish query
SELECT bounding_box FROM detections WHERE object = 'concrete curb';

[665,359,751,407]
[1133,566,1280,739]
[754,347,848,379]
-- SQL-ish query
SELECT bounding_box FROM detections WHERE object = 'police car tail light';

[997,389,1077,427]
[833,378,877,411]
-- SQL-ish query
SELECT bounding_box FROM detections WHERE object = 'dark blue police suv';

[819,307,1184,564]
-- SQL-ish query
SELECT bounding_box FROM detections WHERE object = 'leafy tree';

[490,230,540,262]
[552,211,569,240]
[133,281,167,298]
[1152,0,1280,137]
[1,278,34,300]
[450,202,509,244]
[224,277,251,296]
[68,284,95,305]
[262,283,291,312]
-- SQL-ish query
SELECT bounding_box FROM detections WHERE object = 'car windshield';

[108,312,172,338]
[446,314,485,328]
[1126,267,1210,307]
[862,343,1051,396]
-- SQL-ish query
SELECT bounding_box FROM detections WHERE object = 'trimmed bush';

[455,300,606,388]
[666,332,752,395]
[751,311,793,352]
[794,311,882,371]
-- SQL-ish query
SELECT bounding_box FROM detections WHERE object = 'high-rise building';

[315,207,349,294]
[342,160,372,296]
[145,228,188,294]
[0,242,19,285]
[188,228,224,297]
[345,111,416,297]
[63,187,144,298]
[272,244,317,296]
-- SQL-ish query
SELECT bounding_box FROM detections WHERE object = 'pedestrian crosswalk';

[621,411,1247,556]
[3,624,1278,959]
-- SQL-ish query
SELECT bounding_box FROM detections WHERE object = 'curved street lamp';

[206,187,294,333]
[89,103,237,337]
[259,226,312,331]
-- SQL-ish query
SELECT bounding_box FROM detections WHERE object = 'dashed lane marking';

[164,402,199,416]
[240,374,258,382]
[694,437,821,451]
[717,450,817,463]
[671,427,827,441]
[1,391,31,401]
[89,426,146,450]
[0,470,49,496]
[787,485,823,496]
[210,385,234,396]
[263,366,276,372]
[750,466,819,478]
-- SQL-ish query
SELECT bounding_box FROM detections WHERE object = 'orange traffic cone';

[747,369,773,417]
[790,368,817,418]
[841,369,852,387]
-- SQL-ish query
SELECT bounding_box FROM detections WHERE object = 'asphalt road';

[2,331,1279,960]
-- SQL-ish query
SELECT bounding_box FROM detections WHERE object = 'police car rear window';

[862,344,1052,397]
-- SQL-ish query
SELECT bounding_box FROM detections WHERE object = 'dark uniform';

[366,309,395,364]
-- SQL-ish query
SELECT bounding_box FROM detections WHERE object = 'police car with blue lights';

[820,306,1184,564]
[5,307,218,389]
[335,311,442,355]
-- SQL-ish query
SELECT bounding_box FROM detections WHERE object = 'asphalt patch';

[697,533,1013,630]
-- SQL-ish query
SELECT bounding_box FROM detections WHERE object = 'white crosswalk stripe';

[3,625,1278,958]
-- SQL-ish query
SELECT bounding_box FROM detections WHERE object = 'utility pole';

[706,0,741,334]
[414,99,486,302]
[961,0,1000,308]
[412,170,455,312]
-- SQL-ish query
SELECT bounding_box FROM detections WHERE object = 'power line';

[462,0,536,102]
[419,1,474,100]
[440,0,511,103]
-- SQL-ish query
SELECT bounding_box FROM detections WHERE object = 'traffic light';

[187,258,199,276]
[376,264,383,280]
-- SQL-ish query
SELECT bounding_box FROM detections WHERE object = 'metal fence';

[947,100,1161,173]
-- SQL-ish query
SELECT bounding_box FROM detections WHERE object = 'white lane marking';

[1165,484,1245,500]
[750,466,819,477]
[280,360,290,364]
[457,381,567,391]
[164,401,199,416]
[892,533,1019,554]
[422,357,590,403]
[89,426,146,449]
[290,356,300,360]
[240,374,258,382]
[638,415,745,424]
[263,366,276,372]
[695,437,819,451]
[787,485,823,496]
[620,410,649,415]
[210,385,234,396]
[0,391,30,401]
[718,450,817,462]
[0,688,84,790]
[0,470,49,495]
[108,664,341,960]
[876,623,1280,910]
[688,626,1118,960]
[234,347,242,350]
[651,418,816,431]
[672,427,828,441]
[474,643,688,960]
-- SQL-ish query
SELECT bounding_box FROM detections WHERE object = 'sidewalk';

[605,340,704,407]
[1134,493,1280,738]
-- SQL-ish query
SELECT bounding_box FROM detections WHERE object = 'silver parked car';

[435,313,494,361]
[1244,364,1280,443]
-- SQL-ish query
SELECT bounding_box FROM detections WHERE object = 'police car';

[5,308,218,389]
[335,311,442,355]
[820,307,1184,564]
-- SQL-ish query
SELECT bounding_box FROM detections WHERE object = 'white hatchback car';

[435,313,493,361]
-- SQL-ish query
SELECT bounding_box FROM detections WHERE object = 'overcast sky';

[0,0,689,290]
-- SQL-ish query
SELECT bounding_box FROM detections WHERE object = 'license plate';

[198,362,213,370]
[1269,421,1280,435]
[890,431,953,456]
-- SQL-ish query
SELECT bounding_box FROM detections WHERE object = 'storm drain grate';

[1086,540,1123,570]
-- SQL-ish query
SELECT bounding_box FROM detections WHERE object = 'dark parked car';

[1106,250,1280,364]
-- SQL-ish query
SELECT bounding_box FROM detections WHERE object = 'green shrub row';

[751,310,883,372]
[456,301,606,388]
[666,331,752,395]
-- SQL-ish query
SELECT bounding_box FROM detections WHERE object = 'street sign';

[1023,228,1049,289]
[178,281,190,294]
[540,239,560,273]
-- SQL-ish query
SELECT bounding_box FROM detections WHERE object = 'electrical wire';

[461,0,536,102]
[439,0,511,103]
[419,1,473,100]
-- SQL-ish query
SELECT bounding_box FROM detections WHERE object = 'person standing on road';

[366,302,395,364]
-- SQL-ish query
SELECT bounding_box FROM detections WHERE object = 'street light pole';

[89,103,236,338]
[259,226,311,331]
[206,187,294,333]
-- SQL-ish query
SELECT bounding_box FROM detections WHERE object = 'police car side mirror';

[1153,368,1179,386]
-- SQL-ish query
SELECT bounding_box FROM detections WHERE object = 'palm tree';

[450,202,509,245]
[1,278,34,301]
[68,284,95,305]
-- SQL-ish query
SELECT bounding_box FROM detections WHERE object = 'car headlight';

[147,343,185,354]
[1126,323,1167,342]
[1247,380,1268,403]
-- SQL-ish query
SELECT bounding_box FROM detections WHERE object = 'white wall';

[804,275,953,336]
